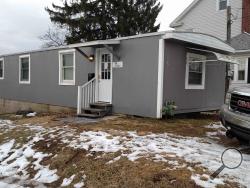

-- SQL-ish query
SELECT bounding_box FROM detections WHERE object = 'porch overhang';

[163,32,235,53]
[187,48,239,64]
[68,40,121,61]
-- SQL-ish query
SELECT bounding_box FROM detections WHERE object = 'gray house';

[0,31,236,118]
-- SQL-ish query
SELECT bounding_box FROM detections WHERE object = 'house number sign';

[113,61,123,68]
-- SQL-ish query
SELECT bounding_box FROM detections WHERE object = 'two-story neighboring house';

[170,0,250,86]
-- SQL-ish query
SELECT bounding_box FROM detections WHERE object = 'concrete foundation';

[0,98,76,114]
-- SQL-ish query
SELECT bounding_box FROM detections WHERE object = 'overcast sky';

[0,0,193,54]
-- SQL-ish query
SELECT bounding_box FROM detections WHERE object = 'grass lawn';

[0,113,247,188]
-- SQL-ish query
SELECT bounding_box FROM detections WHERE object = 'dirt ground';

[0,112,245,188]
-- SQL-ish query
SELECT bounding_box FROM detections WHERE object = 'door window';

[101,54,111,80]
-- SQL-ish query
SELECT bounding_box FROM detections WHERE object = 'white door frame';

[95,48,113,103]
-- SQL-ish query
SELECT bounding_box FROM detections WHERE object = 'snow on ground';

[0,182,24,188]
[60,128,250,187]
[0,120,59,187]
[61,175,76,187]
[26,112,37,117]
[0,119,249,187]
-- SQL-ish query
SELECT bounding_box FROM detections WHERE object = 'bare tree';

[39,26,66,48]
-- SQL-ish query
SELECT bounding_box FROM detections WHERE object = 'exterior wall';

[112,36,161,118]
[0,98,75,114]
[163,41,226,114]
[173,0,242,41]
[242,0,250,33]
[0,47,95,110]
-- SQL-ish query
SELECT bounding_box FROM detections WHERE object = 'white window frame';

[59,49,76,86]
[0,58,4,80]
[217,0,229,11]
[231,57,249,84]
[185,53,206,90]
[19,54,31,84]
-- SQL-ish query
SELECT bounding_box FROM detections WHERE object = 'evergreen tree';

[45,0,163,44]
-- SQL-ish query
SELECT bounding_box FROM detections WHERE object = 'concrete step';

[90,102,112,109]
[83,108,106,113]
[78,102,112,119]
[78,113,102,119]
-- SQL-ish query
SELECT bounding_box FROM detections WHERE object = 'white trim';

[95,49,99,101]
[156,39,165,119]
[19,54,31,84]
[185,53,206,90]
[0,58,4,80]
[58,49,76,86]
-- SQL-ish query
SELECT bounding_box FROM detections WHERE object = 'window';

[19,55,30,84]
[231,57,248,83]
[238,62,246,81]
[185,53,206,90]
[217,0,228,11]
[0,58,4,79]
[59,49,75,85]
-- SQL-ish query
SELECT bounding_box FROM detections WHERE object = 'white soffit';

[163,32,235,53]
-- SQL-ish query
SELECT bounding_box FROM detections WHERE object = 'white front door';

[98,50,113,103]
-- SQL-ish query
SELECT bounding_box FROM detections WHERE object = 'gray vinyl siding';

[0,48,95,108]
[174,0,242,41]
[163,41,226,113]
[112,36,160,118]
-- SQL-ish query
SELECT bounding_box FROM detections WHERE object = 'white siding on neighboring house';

[230,53,250,87]
[173,0,242,41]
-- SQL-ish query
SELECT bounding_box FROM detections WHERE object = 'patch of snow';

[191,174,224,188]
[34,168,59,183]
[0,120,16,131]
[0,140,15,161]
[0,123,59,185]
[69,131,124,153]
[107,156,121,164]
[205,123,224,129]
[61,175,75,187]
[0,181,23,188]
[63,128,250,187]
[74,175,86,188]
[26,112,37,117]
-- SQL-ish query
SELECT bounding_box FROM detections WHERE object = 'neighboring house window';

[232,57,248,83]
[19,55,30,84]
[217,0,228,11]
[0,58,4,79]
[185,53,206,90]
[59,49,75,85]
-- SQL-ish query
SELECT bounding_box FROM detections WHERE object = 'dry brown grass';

[67,113,220,138]
[0,113,242,188]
